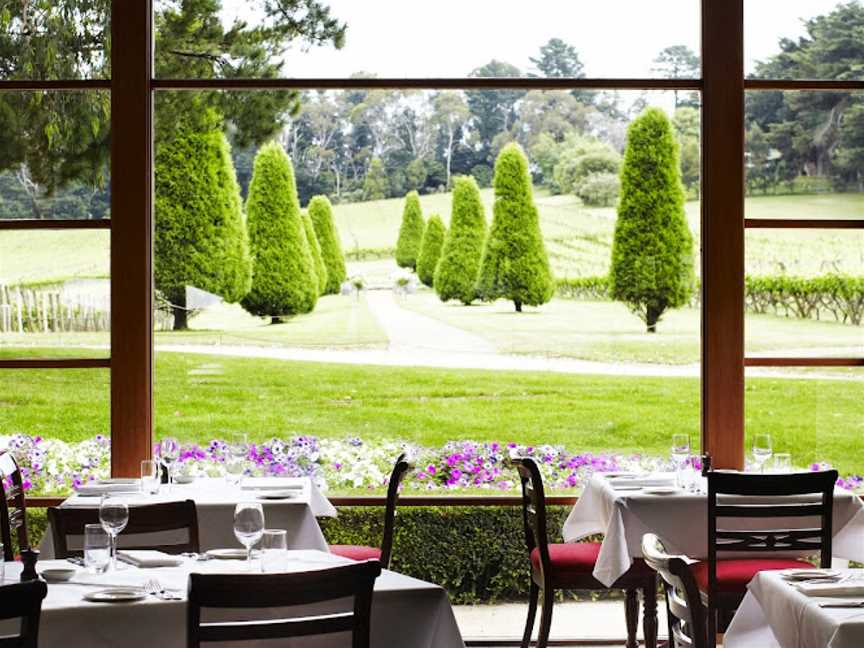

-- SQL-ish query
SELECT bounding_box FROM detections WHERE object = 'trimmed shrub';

[416,214,447,288]
[610,107,694,333]
[154,109,252,330]
[241,141,318,320]
[395,191,425,270]
[309,195,347,295]
[477,143,554,312]
[363,157,389,200]
[302,208,328,295]
[746,274,864,325]
[434,176,487,305]
[556,276,611,301]
[576,172,620,207]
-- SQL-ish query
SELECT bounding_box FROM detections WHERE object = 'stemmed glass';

[671,434,691,488]
[99,495,129,572]
[233,502,265,569]
[752,434,773,473]
[160,437,180,491]
[225,433,249,487]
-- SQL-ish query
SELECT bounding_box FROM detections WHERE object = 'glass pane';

[154,0,699,79]
[0,91,111,220]
[0,368,110,495]
[745,369,863,485]
[0,2,110,80]
[746,1,863,80]
[0,230,110,358]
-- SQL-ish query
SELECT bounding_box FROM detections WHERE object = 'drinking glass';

[99,495,129,571]
[228,433,249,461]
[260,529,288,573]
[233,502,265,569]
[752,434,773,473]
[84,524,110,574]
[140,459,159,495]
[224,457,245,487]
[671,434,691,488]
[160,437,180,491]
[773,452,792,473]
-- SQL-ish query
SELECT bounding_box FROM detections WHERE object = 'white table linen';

[39,477,335,557]
[726,570,864,648]
[563,474,864,586]
[1,552,464,648]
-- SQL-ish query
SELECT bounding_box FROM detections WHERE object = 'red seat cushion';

[530,542,602,583]
[329,545,382,562]
[691,558,809,593]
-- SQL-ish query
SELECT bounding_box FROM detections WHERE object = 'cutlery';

[66,557,85,567]
[818,601,864,608]
[144,579,183,601]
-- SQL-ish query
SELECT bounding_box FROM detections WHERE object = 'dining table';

[724,569,864,648]
[1,550,464,648]
[562,472,864,587]
[39,476,337,558]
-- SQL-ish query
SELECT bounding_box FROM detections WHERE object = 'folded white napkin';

[74,482,141,496]
[794,581,864,597]
[605,475,676,488]
[117,550,183,568]
[241,478,304,491]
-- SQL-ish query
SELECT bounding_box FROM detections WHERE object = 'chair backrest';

[48,499,200,558]
[642,534,706,648]
[379,452,413,569]
[512,457,551,577]
[0,580,47,648]
[0,451,29,560]
[187,560,382,648]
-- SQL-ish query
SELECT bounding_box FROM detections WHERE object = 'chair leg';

[625,589,639,648]
[707,603,717,648]
[521,581,540,648]
[537,587,554,648]
[643,577,658,648]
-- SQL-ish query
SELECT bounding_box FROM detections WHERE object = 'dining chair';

[330,453,413,569]
[696,463,837,647]
[48,499,200,558]
[513,456,657,648]
[187,560,382,648]
[0,579,47,648]
[642,533,707,648]
[0,450,30,561]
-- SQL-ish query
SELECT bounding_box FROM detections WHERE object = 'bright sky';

[220,0,847,78]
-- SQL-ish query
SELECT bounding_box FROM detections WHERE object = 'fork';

[144,579,182,600]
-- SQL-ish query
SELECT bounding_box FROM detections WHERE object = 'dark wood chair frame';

[0,579,47,648]
[705,467,837,647]
[0,451,29,560]
[378,453,413,569]
[187,560,382,648]
[514,457,657,648]
[48,499,200,558]
[642,533,707,648]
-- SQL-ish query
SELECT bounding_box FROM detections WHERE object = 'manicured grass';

[0,229,109,284]
[0,350,861,474]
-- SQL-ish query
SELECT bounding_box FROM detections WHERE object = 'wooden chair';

[187,560,382,648]
[513,457,657,648]
[48,499,200,558]
[330,453,413,569]
[642,533,707,648]
[697,465,837,647]
[0,451,30,560]
[0,579,47,648]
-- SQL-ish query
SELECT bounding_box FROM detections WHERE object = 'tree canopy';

[434,176,487,305]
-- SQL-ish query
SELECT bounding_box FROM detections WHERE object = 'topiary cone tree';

[155,109,252,331]
[302,208,328,295]
[241,141,318,322]
[308,195,347,295]
[610,107,694,333]
[395,190,425,271]
[476,143,554,312]
[434,176,487,305]
[416,214,447,288]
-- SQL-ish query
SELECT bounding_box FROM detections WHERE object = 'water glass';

[99,495,129,571]
[84,524,110,574]
[671,434,691,487]
[233,502,265,570]
[260,529,288,573]
[224,457,245,487]
[140,459,160,495]
[752,434,773,473]
[773,452,792,473]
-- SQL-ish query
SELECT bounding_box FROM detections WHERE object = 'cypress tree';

[302,208,328,295]
[241,141,318,321]
[434,176,487,305]
[476,143,554,312]
[363,157,389,200]
[154,109,251,330]
[610,107,694,333]
[416,214,447,288]
[395,190,425,271]
[308,195,347,295]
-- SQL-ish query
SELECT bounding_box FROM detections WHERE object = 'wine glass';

[752,434,773,473]
[99,495,129,571]
[160,437,180,491]
[233,502,265,569]
[671,434,691,488]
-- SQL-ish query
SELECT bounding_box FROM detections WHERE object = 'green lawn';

[0,350,861,474]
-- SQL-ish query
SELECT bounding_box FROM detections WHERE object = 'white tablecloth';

[563,474,864,586]
[39,477,336,558]
[1,552,464,648]
[726,570,864,648]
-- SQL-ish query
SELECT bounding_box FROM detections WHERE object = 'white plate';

[256,490,299,500]
[604,473,640,480]
[99,478,138,485]
[174,475,195,484]
[84,588,147,603]
[205,548,254,560]
[642,487,679,495]
[781,568,841,581]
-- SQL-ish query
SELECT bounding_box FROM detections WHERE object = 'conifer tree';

[308,195,347,295]
[395,190,425,270]
[434,176,487,304]
[416,214,447,288]
[302,208,328,294]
